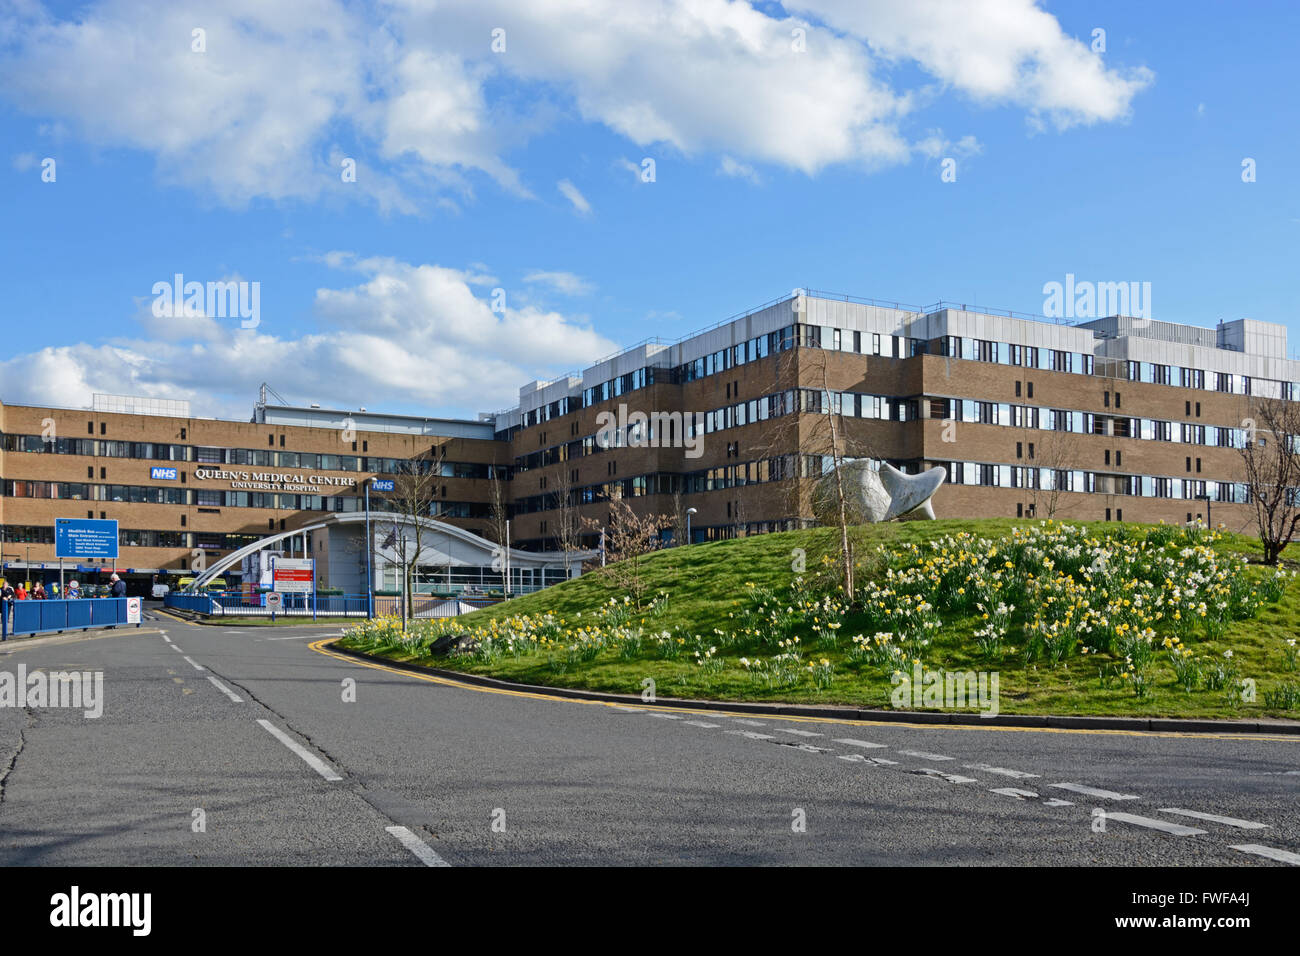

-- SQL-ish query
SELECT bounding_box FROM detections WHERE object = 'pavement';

[0,611,1297,866]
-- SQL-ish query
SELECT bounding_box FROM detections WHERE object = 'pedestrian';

[15,583,27,601]
[32,582,46,600]
[110,573,126,598]
[1,579,14,629]
[66,579,80,599]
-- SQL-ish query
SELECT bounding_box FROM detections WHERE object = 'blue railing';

[163,591,506,619]
[2,597,141,640]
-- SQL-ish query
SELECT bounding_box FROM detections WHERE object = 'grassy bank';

[338,519,1300,719]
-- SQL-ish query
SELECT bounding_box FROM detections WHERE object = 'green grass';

[338,519,1300,720]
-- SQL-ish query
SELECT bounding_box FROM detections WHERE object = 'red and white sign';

[125,597,142,624]
[272,558,314,594]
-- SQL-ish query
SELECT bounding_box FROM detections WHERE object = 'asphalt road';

[0,611,1297,866]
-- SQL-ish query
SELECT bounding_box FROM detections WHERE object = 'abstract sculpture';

[813,461,945,524]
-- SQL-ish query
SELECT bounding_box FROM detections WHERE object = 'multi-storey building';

[2,291,1296,591]
[496,291,1298,548]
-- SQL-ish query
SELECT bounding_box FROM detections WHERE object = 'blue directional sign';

[150,466,178,480]
[372,479,395,492]
[55,518,119,559]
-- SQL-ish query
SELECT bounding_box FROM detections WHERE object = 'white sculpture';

[814,461,945,523]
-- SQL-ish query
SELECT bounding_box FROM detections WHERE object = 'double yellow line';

[307,639,1300,744]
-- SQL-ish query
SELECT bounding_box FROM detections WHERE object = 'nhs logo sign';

[372,479,395,492]
[150,466,178,480]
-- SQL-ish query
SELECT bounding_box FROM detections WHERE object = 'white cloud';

[0,256,618,418]
[791,0,1153,131]
[523,271,594,295]
[0,0,1154,209]
[557,179,592,216]
[718,156,761,184]
[11,152,37,172]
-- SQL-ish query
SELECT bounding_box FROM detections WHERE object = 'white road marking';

[777,728,824,737]
[263,633,326,641]
[1050,783,1139,800]
[1103,812,1206,836]
[731,718,767,726]
[182,656,205,671]
[1159,809,1269,830]
[965,763,1039,779]
[170,644,183,652]
[912,768,978,784]
[385,825,451,867]
[610,707,645,712]
[257,719,343,781]
[833,738,887,749]
[684,720,721,728]
[990,787,1039,799]
[1042,798,1075,807]
[647,712,683,720]
[779,742,832,754]
[837,754,869,763]
[726,730,776,740]
[161,635,172,644]
[224,630,244,635]
[898,750,953,761]
[1229,844,1300,865]
[868,757,899,766]
[205,676,243,703]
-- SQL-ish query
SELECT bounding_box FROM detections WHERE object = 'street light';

[685,507,697,545]
[364,476,375,619]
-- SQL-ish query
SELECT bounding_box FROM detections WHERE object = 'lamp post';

[685,507,697,545]
[364,477,374,619]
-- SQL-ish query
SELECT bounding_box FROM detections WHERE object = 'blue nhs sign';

[150,466,178,480]
[372,479,395,492]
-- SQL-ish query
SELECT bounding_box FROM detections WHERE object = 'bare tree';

[583,487,672,607]
[486,466,510,550]
[1026,424,1083,519]
[1240,397,1300,565]
[671,489,688,546]
[372,445,445,620]
[553,463,582,575]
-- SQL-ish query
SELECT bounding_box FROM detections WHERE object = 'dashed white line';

[205,675,243,703]
[169,644,183,652]
[777,728,824,737]
[725,730,776,740]
[912,768,978,784]
[1042,798,1075,807]
[833,738,887,749]
[1049,783,1139,800]
[868,757,899,766]
[1158,809,1269,830]
[610,706,645,712]
[161,635,172,644]
[646,712,683,720]
[385,825,451,867]
[684,720,721,728]
[898,750,954,761]
[990,787,1039,799]
[182,656,205,671]
[965,763,1039,779]
[1229,844,1300,865]
[731,718,767,726]
[838,754,870,763]
[257,719,343,781]
[1102,812,1206,836]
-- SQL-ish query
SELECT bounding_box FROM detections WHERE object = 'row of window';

[933,461,1255,501]
[517,321,1299,434]
[0,434,504,479]
[1,480,490,518]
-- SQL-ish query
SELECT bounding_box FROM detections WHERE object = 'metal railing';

[164,591,508,619]
[2,597,141,639]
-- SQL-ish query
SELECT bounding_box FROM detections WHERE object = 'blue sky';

[2,0,1297,420]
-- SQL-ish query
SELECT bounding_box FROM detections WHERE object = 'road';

[0,612,1297,866]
